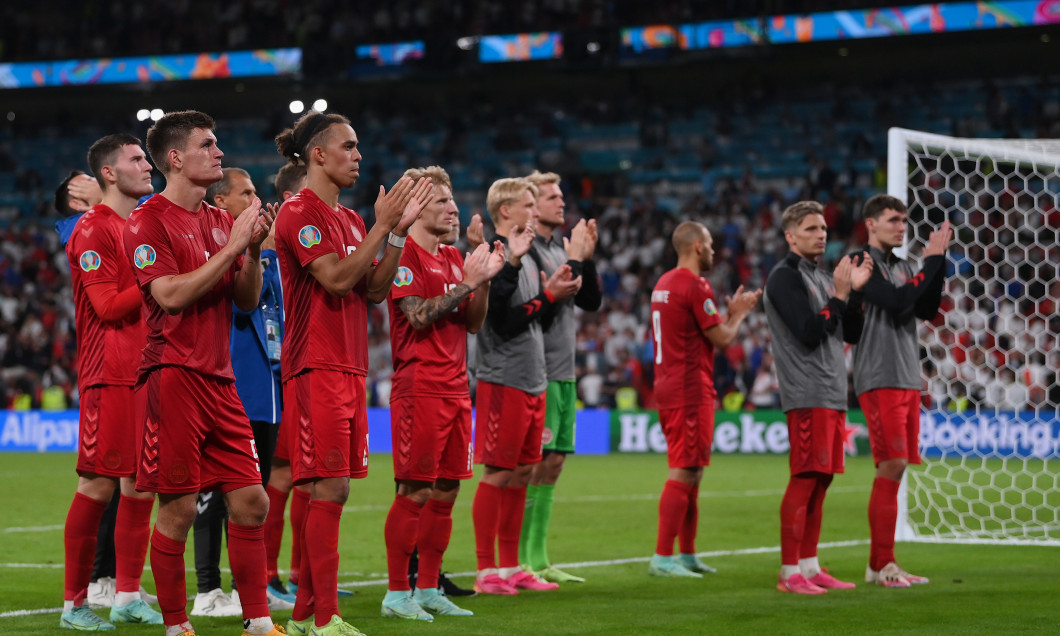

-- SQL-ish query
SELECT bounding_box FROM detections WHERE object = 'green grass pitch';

[2,452,1058,634]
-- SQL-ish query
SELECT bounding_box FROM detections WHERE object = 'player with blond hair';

[381,165,506,619]
[470,177,581,595]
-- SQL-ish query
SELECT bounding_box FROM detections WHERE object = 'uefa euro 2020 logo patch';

[133,245,156,269]
[79,250,101,272]
[299,225,322,248]
[394,266,414,287]
[703,299,718,316]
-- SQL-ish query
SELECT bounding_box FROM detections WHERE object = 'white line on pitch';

[0,539,870,617]
[2,524,64,533]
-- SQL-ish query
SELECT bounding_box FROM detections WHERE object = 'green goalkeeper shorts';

[542,380,577,454]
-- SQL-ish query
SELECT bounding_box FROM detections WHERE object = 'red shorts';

[391,395,473,482]
[283,370,369,484]
[76,385,140,478]
[786,408,846,476]
[473,381,545,470]
[273,415,290,463]
[659,400,715,468]
[137,368,261,494]
[858,388,922,466]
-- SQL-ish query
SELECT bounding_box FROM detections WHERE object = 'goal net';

[887,127,1060,546]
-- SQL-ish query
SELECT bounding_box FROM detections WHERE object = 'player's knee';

[76,475,119,502]
[432,478,461,502]
[511,464,534,487]
[314,478,350,504]
[268,464,293,492]
[877,458,908,481]
[482,466,513,488]
[397,479,433,505]
[225,485,270,525]
[155,494,198,539]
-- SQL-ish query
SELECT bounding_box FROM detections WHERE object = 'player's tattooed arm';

[398,284,474,329]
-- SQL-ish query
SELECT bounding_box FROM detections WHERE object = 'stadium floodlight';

[456,36,478,50]
[289,100,305,114]
[149,109,164,121]
[136,109,151,122]
[587,41,601,54]
[313,99,328,112]
[888,127,1060,547]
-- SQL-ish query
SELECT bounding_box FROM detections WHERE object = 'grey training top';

[474,237,550,395]
[531,233,602,382]
[764,252,865,412]
[852,245,946,395]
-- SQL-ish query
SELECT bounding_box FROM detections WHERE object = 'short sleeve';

[70,218,120,288]
[390,244,428,301]
[278,201,339,268]
[124,212,178,288]
[691,278,724,332]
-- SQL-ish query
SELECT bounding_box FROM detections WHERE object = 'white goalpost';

[887,127,1060,546]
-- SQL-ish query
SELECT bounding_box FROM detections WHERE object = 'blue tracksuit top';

[231,248,283,424]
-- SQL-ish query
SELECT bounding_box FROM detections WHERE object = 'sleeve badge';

[298,225,322,248]
[394,266,414,287]
[133,245,156,269]
[79,250,101,272]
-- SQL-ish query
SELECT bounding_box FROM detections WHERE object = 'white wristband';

[387,232,406,248]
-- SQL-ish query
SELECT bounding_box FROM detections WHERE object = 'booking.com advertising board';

[2,409,1058,458]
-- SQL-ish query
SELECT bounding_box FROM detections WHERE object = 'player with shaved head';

[648,220,760,578]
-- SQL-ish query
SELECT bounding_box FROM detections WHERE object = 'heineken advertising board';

[609,410,871,456]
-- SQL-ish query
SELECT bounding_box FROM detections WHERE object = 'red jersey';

[387,238,470,399]
[67,204,146,391]
[275,188,370,380]
[123,195,242,382]
[650,267,724,408]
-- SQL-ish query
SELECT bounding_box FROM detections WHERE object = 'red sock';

[472,482,502,570]
[678,482,699,554]
[868,476,900,571]
[779,475,817,566]
[150,527,189,626]
[289,487,310,585]
[228,522,268,619]
[655,480,692,556]
[384,495,422,591]
[291,516,315,622]
[799,474,833,560]
[416,498,454,590]
[114,495,154,594]
[264,485,289,580]
[498,486,526,569]
[64,492,107,604]
[305,499,343,626]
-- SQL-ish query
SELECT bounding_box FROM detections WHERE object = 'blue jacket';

[55,214,84,248]
[231,249,283,424]
[55,194,152,247]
